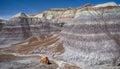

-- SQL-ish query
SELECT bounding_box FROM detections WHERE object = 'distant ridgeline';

[1,2,119,39]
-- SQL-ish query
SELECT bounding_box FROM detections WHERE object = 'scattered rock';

[40,56,50,64]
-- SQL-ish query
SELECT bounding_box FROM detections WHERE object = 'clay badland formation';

[0,2,120,69]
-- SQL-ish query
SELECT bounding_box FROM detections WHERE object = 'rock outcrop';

[40,56,50,64]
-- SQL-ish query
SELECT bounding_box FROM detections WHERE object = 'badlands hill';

[0,2,120,69]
